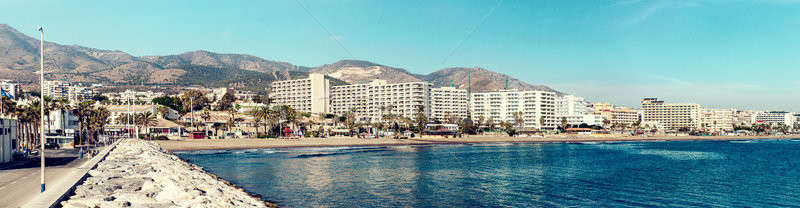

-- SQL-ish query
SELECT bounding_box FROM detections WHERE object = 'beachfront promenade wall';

[59,139,274,207]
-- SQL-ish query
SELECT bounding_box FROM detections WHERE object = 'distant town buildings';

[106,89,165,104]
[641,98,700,130]
[589,102,641,127]
[470,89,557,129]
[269,73,331,114]
[43,80,98,103]
[0,80,20,99]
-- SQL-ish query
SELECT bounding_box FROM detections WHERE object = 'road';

[0,148,89,208]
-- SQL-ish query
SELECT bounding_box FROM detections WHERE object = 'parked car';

[45,142,60,150]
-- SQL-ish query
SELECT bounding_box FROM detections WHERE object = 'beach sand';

[153,135,799,151]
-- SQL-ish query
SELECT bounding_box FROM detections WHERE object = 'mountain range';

[0,24,557,93]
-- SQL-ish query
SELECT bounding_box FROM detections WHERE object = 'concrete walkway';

[20,141,119,208]
[0,149,87,208]
[0,142,117,208]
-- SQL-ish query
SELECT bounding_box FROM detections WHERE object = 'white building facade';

[471,89,557,129]
[430,87,468,123]
[752,111,795,128]
[641,98,700,130]
[331,80,433,122]
[699,108,735,133]
[269,73,331,114]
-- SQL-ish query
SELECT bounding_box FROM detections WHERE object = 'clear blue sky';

[3,0,800,111]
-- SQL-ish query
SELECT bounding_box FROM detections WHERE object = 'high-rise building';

[269,73,331,113]
[331,80,432,122]
[555,95,588,116]
[470,89,557,129]
[641,98,700,130]
[430,87,468,123]
[699,108,735,133]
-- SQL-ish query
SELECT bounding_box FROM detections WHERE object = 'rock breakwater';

[61,139,275,208]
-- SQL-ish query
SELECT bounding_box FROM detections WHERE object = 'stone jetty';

[61,139,275,208]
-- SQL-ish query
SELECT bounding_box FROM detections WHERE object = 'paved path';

[0,148,94,208]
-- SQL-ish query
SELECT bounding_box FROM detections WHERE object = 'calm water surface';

[177,139,800,207]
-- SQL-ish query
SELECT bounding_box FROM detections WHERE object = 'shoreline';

[155,135,799,152]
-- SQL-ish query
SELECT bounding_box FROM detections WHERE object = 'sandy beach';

[153,135,800,151]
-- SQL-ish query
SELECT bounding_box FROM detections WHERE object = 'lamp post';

[37,25,46,193]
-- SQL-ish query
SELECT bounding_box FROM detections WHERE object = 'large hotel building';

[470,90,557,129]
[641,98,700,130]
[330,79,433,122]
[430,87,468,122]
[269,73,331,114]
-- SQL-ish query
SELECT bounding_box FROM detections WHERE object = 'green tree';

[180,90,208,113]
[414,105,428,136]
[215,92,236,111]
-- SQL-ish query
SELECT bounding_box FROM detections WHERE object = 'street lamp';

[37,25,46,193]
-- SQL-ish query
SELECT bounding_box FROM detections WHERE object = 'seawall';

[59,139,276,208]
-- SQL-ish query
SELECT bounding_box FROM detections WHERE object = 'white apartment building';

[752,111,795,128]
[269,73,331,114]
[733,110,755,126]
[471,89,557,129]
[107,89,166,104]
[330,80,373,121]
[430,87,468,123]
[0,80,20,99]
[641,98,700,130]
[555,95,588,116]
[699,108,735,133]
[43,81,97,103]
[331,80,432,122]
[43,80,70,99]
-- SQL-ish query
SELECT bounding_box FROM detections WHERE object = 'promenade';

[0,148,94,208]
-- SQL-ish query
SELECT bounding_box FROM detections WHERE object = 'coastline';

[154,135,800,152]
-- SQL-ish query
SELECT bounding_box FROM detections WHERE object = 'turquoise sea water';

[177,139,800,207]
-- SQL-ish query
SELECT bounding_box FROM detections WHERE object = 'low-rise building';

[589,102,641,128]
[699,108,735,133]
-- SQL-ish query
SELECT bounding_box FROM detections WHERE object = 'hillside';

[1,23,558,94]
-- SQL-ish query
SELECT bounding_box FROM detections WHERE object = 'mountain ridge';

[0,24,558,93]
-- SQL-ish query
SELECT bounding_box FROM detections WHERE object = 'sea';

[176,139,800,207]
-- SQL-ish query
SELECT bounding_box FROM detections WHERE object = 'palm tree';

[249,106,271,136]
[200,108,211,134]
[136,112,158,136]
[72,101,94,147]
[414,105,428,136]
[42,96,54,136]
